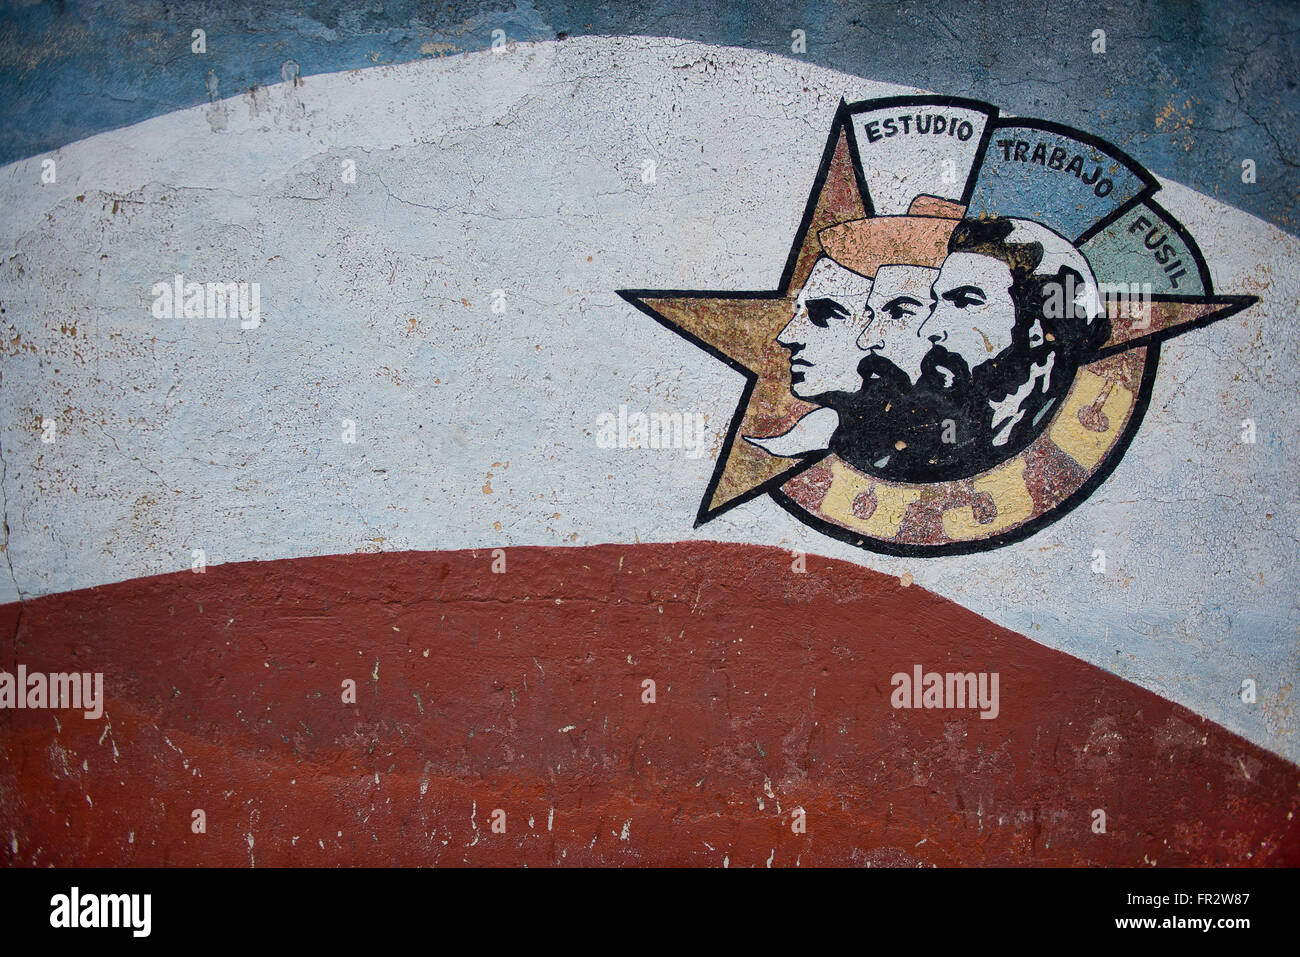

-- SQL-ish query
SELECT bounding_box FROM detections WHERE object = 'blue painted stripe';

[0,0,1295,235]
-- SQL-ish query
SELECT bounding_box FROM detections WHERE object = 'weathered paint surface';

[2,544,1296,866]
[1,0,1296,234]
[0,13,1297,869]
[1,38,1296,770]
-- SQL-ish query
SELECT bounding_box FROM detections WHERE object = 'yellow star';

[619,103,869,522]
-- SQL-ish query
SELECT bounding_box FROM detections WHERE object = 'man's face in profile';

[777,257,873,402]
[831,251,1026,477]
[828,215,1103,482]
[917,251,1019,387]
[855,264,940,391]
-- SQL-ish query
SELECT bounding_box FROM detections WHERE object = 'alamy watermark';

[0,665,104,719]
[890,664,999,719]
[151,273,261,328]
[50,887,150,937]
[595,404,709,458]
[1044,273,1154,326]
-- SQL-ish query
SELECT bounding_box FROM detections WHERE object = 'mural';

[621,97,1255,554]
[0,3,1297,885]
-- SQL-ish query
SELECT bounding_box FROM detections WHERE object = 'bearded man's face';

[856,264,937,389]
[832,251,1050,479]
[856,252,1020,412]
[922,252,1019,376]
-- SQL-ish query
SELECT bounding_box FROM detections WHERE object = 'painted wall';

[0,2,1297,866]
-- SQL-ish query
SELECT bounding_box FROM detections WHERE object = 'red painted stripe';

[1,543,1296,866]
